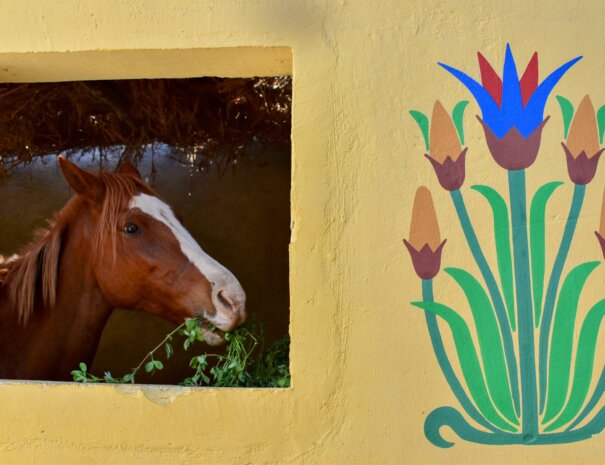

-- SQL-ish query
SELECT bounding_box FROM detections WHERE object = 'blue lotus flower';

[439,45,582,139]
[436,45,581,170]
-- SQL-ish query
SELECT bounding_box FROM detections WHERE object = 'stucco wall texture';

[0,0,604,463]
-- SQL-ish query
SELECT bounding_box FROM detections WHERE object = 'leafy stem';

[131,317,203,380]
[71,319,290,388]
[539,183,586,412]
[419,279,499,432]
[508,169,538,439]
[450,188,520,415]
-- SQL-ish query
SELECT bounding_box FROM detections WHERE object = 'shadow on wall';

[0,145,290,384]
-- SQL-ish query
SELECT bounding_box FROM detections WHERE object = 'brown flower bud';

[426,101,467,190]
[563,96,604,184]
[429,101,462,163]
[403,186,446,280]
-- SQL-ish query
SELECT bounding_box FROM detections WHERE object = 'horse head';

[58,156,246,345]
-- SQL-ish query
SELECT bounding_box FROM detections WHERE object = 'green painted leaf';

[471,185,515,331]
[543,261,600,423]
[409,110,430,151]
[411,300,517,432]
[597,105,605,145]
[556,96,574,139]
[444,268,518,425]
[452,100,469,145]
[545,299,605,432]
[530,181,564,326]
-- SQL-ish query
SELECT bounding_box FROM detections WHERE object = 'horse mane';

[0,169,154,325]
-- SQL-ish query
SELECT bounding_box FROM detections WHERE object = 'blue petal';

[501,44,524,137]
[438,62,506,135]
[520,56,583,137]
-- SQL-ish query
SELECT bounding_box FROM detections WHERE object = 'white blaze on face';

[0,254,19,264]
[129,193,245,326]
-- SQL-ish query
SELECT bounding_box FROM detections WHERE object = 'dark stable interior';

[0,77,291,384]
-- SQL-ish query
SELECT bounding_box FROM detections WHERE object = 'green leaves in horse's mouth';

[198,319,224,336]
[182,317,226,349]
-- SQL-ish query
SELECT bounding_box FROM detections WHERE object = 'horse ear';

[116,160,142,179]
[58,156,104,202]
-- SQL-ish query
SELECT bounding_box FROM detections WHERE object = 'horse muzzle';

[209,285,247,332]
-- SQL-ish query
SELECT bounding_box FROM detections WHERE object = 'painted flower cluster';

[405,45,605,447]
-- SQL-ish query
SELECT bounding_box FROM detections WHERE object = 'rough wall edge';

[0,46,293,82]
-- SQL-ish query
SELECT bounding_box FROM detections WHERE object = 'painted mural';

[405,45,605,447]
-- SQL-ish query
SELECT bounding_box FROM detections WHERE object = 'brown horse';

[0,156,246,381]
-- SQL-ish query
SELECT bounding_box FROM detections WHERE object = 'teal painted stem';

[539,183,586,413]
[421,279,497,432]
[425,405,605,448]
[450,189,520,416]
[566,366,605,431]
[508,169,537,440]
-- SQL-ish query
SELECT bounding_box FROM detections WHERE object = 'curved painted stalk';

[425,405,605,448]
[450,189,520,415]
[539,183,586,412]
[566,367,605,432]
[421,279,497,432]
[507,169,537,440]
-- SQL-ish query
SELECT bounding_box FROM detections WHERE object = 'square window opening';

[0,49,292,389]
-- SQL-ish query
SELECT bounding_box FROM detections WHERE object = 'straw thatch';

[0,76,291,174]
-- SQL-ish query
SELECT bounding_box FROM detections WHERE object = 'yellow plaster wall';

[0,0,604,463]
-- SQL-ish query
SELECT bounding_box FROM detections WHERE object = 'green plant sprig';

[71,318,290,388]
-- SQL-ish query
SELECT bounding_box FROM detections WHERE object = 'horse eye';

[123,223,141,236]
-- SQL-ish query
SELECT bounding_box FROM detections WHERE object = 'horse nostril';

[216,290,236,314]
[213,289,247,326]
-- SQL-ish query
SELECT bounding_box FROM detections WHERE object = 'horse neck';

[0,202,114,380]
